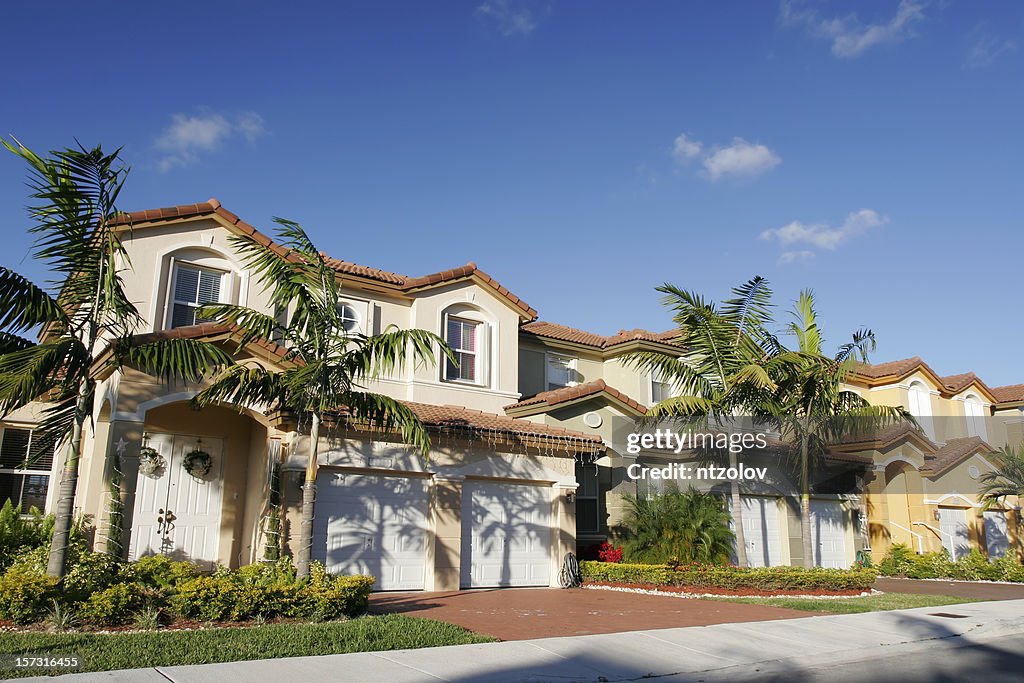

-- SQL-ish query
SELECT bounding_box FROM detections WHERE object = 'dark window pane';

[0,429,29,468]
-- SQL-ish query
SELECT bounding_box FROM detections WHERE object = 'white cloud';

[702,138,781,181]
[761,209,887,263]
[475,0,536,37]
[966,33,1015,69]
[781,0,927,58]
[154,110,266,172]
[778,250,816,266]
[672,133,703,163]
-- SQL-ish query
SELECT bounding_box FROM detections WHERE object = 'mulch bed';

[586,580,867,597]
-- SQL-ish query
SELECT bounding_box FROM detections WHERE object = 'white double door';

[984,510,1009,559]
[461,481,552,588]
[937,508,972,560]
[129,433,223,567]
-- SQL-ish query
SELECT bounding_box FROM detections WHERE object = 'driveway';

[368,587,814,640]
[875,577,1024,601]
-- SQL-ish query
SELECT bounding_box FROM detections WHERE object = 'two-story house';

[0,200,603,591]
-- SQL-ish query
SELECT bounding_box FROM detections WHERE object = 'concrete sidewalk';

[30,599,1024,682]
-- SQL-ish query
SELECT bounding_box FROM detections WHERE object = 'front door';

[937,507,971,561]
[129,433,223,567]
[984,510,1009,559]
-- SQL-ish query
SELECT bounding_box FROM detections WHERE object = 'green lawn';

[710,592,975,614]
[0,614,495,679]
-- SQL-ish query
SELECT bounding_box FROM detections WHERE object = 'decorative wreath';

[182,449,213,478]
[138,446,166,477]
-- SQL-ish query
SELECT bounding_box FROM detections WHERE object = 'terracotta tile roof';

[921,436,991,475]
[127,322,291,360]
[404,401,604,454]
[992,384,1024,403]
[853,356,926,380]
[833,421,937,451]
[115,199,536,320]
[521,321,679,349]
[505,379,648,414]
[938,373,980,394]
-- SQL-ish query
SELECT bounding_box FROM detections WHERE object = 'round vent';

[583,411,603,429]
[968,465,980,480]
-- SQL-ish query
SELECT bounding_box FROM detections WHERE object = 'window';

[0,427,56,511]
[336,303,361,334]
[907,380,935,440]
[651,368,674,404]
[445,317,483,383]
[170,264,224,329]
[964,394,987,440]
[575,463,600,534]
[546,354,576,391]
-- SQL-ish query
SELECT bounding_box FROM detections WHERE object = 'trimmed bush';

[581,561,877,592]
[293,564,374,621]
[876,543,1024,582]
[80,583,154,626]
[122,555,199,589]
[0,566,57,624]
[0,501,53,571]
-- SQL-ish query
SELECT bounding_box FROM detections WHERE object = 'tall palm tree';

[0,139,234,578]
[767,290,908,567]
[979,446,1024,510]
[623,277,782,567]
[191,219,453,578]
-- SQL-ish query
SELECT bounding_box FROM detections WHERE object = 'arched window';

[441,304,490,386]
[907,380,935,440]
[964,393,987,440]
[161,248,236,330]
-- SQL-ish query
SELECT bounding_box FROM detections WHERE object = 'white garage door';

[810,500,848,569]
[461,481,552,588]
[732,496,782,567]
[314,472,428,591]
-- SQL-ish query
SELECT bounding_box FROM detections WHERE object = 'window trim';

[0,426,55,511]
[335,297,371,336]
[650,368,675,405]
[165,260,230,330]
[442,314,489,386]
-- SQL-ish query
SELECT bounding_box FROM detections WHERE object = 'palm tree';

[767,290,908,567]
[0,139,233,578]
[619,485,735,564]
[979,446,1024,510]
[623,277,782,567]
[191,219,453,579]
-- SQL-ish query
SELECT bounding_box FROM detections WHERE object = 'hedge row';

[0,550,374,626]
[876,544,1024,582]
[581,561,877,592]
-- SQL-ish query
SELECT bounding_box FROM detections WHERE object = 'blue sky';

[1,1,1022,385]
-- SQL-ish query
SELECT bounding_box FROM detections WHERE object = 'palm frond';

[344,391,432,457]
[118,337,235,384]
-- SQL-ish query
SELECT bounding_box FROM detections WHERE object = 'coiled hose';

[559,552,581,588]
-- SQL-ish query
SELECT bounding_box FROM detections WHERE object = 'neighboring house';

[838,358,1024,562]
[2,200,1021,581]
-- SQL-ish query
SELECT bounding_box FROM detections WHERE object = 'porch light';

[565,491,576,504]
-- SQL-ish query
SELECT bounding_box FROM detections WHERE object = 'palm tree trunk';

[800,436,813,568]
[296,411,321,579]
[729,451,748,567]
[46,381,90,578]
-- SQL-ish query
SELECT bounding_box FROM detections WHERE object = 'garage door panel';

[462,482,552,588]
[810,500,847,569]
[315,473,428,591]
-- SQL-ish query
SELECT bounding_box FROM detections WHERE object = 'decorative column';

[106,421,145,559]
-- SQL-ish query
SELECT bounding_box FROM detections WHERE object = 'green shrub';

[993,554,1024,582]
[580,561,877,592]
[617,488,735,565]
[64,552,124,603]
[949,550,1001,581]
[0,566,57,624]
[171,575,240,621]
[293,564,374,621]
[876,543,917,577]
[904,551,954,579]
[0,501,53,570]
[121,555,199,588]
[80,583,156,626]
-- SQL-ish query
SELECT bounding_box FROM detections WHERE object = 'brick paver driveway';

[369,588,814,641]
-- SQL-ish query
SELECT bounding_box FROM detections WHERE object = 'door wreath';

[182,448,213,478]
